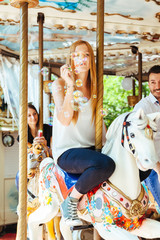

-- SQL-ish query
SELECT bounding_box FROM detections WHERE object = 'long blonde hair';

[68,40,97,124]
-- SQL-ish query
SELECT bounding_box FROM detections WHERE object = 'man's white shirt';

[134,93,160,161]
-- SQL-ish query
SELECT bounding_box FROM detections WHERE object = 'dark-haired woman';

[18,103,52,156]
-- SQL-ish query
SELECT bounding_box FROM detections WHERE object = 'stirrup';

[70,224,93,231]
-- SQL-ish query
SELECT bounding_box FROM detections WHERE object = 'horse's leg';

[46,218,56,240]
[94,223,139,240]
[131,218,160,238]
[53,216,61,240]
[60,217,73,240]
[28,202,59,240]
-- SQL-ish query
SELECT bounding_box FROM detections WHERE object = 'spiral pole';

[9,1,39,239]
[17,3,28,239]
[95,0,104,150]
[94,1,104,240]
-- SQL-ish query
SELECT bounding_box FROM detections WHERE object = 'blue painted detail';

[53,2,78,10]
[57,166,80,189]
[96,197,102,210]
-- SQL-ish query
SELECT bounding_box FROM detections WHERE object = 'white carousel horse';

[27,143,82,240]
[27,143,61,240]
[28,109,160,240]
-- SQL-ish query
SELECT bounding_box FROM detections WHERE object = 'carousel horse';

[16,142,61,240]
[27,144,84,239]
[27,109,160,240]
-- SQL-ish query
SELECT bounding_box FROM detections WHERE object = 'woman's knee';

[97,155,115,170]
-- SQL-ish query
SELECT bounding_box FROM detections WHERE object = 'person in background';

[18,103,52,156]
[52,40,115,226]
[134,65,160,207]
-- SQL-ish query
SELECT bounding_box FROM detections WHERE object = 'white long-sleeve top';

[52,100,106,164]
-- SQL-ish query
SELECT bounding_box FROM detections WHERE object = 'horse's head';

[122,108,160,171]
[27,143,48,178]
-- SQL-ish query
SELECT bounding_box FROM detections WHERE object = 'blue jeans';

[144,170,160,207]
[57,147,115,194]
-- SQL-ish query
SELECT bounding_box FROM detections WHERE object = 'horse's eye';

[130,133,135,138]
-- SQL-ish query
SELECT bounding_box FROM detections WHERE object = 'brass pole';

[37,12,44,132]
[94,0,104,240]
[9,1,38,239]
[138,52,142,100]
[95,0,104,150]
[17,2,28,239]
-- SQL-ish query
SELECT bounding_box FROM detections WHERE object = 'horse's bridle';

[121,113,135,155]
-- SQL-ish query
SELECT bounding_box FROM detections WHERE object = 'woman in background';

[18,103,52,156]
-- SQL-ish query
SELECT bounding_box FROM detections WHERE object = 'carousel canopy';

[0,0,159,76]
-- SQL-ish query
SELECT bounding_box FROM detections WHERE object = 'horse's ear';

[147,112,160,123]
[134,108,145,120]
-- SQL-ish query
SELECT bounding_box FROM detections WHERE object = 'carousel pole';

[94,0,104,239]
[37,12,44,132]
[95,0,104,150]
[9,1,38,239]
[138,52,142,100]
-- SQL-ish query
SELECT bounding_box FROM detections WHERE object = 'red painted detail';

[53,166,74,199]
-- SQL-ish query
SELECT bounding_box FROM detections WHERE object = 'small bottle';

[38,129,43,137]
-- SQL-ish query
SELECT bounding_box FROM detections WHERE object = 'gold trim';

[156,12,160,22]
[101,181,148,218]
[91,12,143,21]
[145,0,160,5]
[145,126,153,139]
[10,0,39,8]
[79,208,88,215]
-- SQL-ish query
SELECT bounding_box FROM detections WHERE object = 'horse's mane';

[103,110,157,155]
[102,112,129,154]
[106,112,129,141]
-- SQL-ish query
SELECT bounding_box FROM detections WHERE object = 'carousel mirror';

[2,132,14,147]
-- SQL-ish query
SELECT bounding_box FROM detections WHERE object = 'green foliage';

[103,75,137,128]
[142,81,150,97]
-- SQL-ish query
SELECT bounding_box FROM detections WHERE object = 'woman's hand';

[60,64,74,87]
[33,136,50,157]
[33,136,47,146]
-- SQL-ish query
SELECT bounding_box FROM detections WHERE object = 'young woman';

[18,103,52,156]
[52,40,115,226]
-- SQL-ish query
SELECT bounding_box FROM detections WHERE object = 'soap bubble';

[41,67,49,77]
[73,90,83,102]
[48,116,53,126]
[71,100,79,111]
[49,103,55,114]
[75,79,83,87]
[79,97,88,107]
[100,108,108,117]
